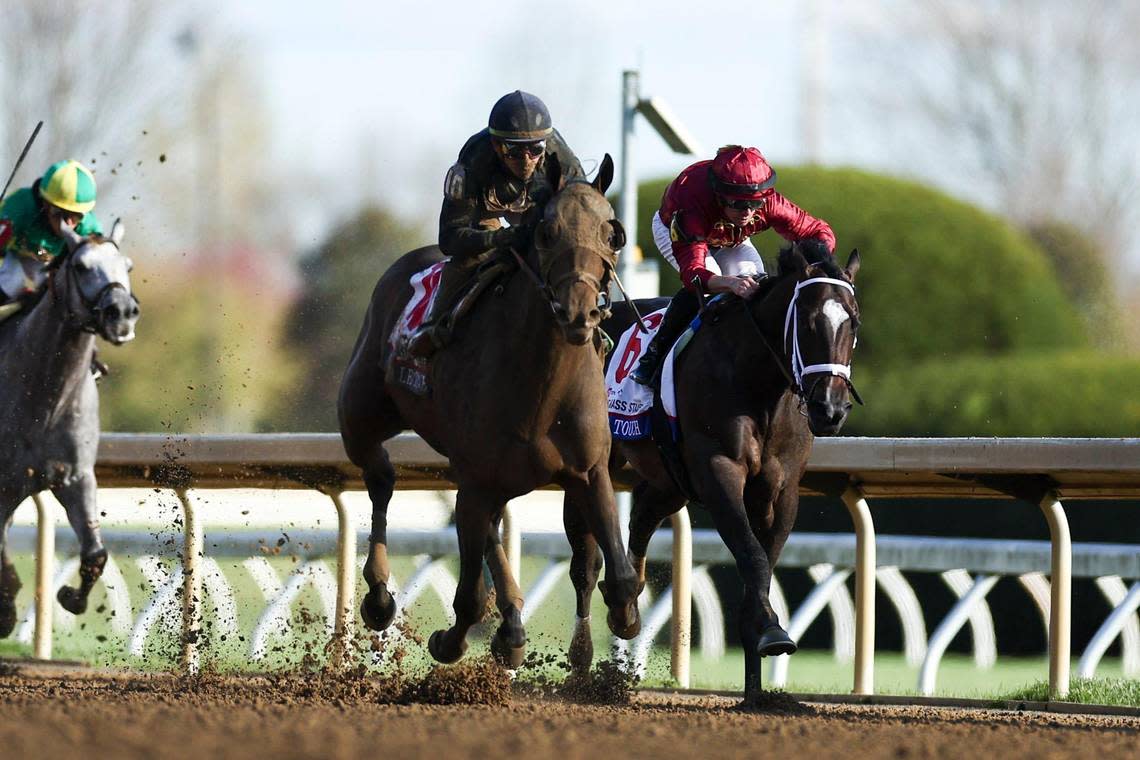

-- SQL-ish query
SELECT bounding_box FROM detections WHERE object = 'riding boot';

[407,258,476,359]
[630,286,701,386]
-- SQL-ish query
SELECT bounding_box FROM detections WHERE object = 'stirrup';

[407,325,441,359]
[630,354,657,386]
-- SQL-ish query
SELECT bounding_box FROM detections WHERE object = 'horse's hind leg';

[563,493,602,674]
[352,440,400,632]
[484,513,526,668]
[627,480,687,594]
[428,486,496,664]
[0,505,21,637]
[52,474,106,616]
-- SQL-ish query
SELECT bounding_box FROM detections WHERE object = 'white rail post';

[670,507,692,688]
[841,485,876,695]
[31,493,54,660]
[176,487,202,674]
[326,489,356,667]
[501,503,521,582]
[1038,490,1071,699]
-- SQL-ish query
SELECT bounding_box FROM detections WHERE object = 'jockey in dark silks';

[408,90,585,357]
[630,145,836,385]
[0,159,103,307]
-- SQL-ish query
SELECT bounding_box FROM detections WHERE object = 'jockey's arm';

[765,192,836,253]
[438,194,502,261]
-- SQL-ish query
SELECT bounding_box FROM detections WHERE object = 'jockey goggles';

[500,141,546,159]
[719,194,768,211]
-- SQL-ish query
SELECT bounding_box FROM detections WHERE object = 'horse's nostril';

[554,306,569,323]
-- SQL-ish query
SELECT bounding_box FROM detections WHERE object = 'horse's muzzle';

[805,375,852,436]
[96,289,140,345]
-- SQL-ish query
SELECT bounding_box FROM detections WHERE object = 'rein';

[741,274,863,407]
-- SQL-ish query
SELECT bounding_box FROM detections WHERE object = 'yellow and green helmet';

[39,159,97,214]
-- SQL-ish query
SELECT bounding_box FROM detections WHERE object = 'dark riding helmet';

[709,145,777,199]
[488,91,554,142]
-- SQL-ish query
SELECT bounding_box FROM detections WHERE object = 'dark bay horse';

[573,246,860,700]
[339,155,641,666]
[0,221,140,637]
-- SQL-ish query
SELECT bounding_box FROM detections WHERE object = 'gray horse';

[0,220,139,637]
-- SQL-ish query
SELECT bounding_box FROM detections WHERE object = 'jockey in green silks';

[0,159,103,307]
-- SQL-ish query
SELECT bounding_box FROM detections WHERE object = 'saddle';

[390,253,517,397]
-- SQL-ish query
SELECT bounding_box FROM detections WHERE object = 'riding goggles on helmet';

[500,141,546,159]
[719,194,768,211]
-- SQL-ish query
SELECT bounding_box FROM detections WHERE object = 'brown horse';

[571,246,860,701]
[338,155,641,666]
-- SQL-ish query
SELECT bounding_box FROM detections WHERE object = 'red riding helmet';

[709,145,777,199]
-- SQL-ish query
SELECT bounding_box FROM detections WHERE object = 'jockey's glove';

[492,225,530,251]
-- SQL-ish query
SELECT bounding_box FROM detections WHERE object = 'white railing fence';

[9,434,1140,699]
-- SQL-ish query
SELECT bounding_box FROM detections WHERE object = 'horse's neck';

[495,271,596,411]
[7,289,95,422]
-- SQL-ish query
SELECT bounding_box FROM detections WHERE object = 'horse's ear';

[592,154,615,194]
[110,218,126,247]
[59,223,83,252]
[845,248,860,281]
[546,151,564,192]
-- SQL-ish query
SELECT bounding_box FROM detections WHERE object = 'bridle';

[47,240,137,335]
[508,185,625,322]
[743,272,863,408]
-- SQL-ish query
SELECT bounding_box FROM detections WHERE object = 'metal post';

[31,493,54,660]
[327,490,356,666]
[669,507,692,688]
[176,487,202,674]
[618,70,640,293]
[1038,490,1071,699]
[842,486,876,695]
[501,504,521,581]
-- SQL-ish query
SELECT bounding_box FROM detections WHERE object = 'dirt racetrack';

[2,667,1138,759]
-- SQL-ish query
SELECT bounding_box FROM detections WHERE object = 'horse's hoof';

[490,630,526,669]
[757,625,797,657]
[606,606,641,641]
[427,629,467,664]
[57,585,87,615]
[360,587,397,631]
[568,628,594,674]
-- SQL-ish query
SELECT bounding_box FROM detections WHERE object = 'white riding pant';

[651,211,765,278]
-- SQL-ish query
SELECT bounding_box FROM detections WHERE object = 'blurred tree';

[0,0,193,170]
[269,207,425,431]
[860,0,1140,258]
[99,257,296,433]
[1025,221,1123,349]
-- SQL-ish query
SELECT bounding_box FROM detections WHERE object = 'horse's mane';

[776,244,846,280]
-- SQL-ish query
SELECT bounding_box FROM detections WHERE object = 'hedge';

[845,351,1140,436]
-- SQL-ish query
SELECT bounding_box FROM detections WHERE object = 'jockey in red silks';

[630,145,836,385]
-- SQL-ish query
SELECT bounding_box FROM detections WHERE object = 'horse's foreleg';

[484,514,526,668]
[51,474,106,616]
[566,465,640,640]
[0,506,20,637]
[428,486,495,664]
[628,481,687,595]
[359,445,399,632]
[698,455,793,703]
[563,494,602,673]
